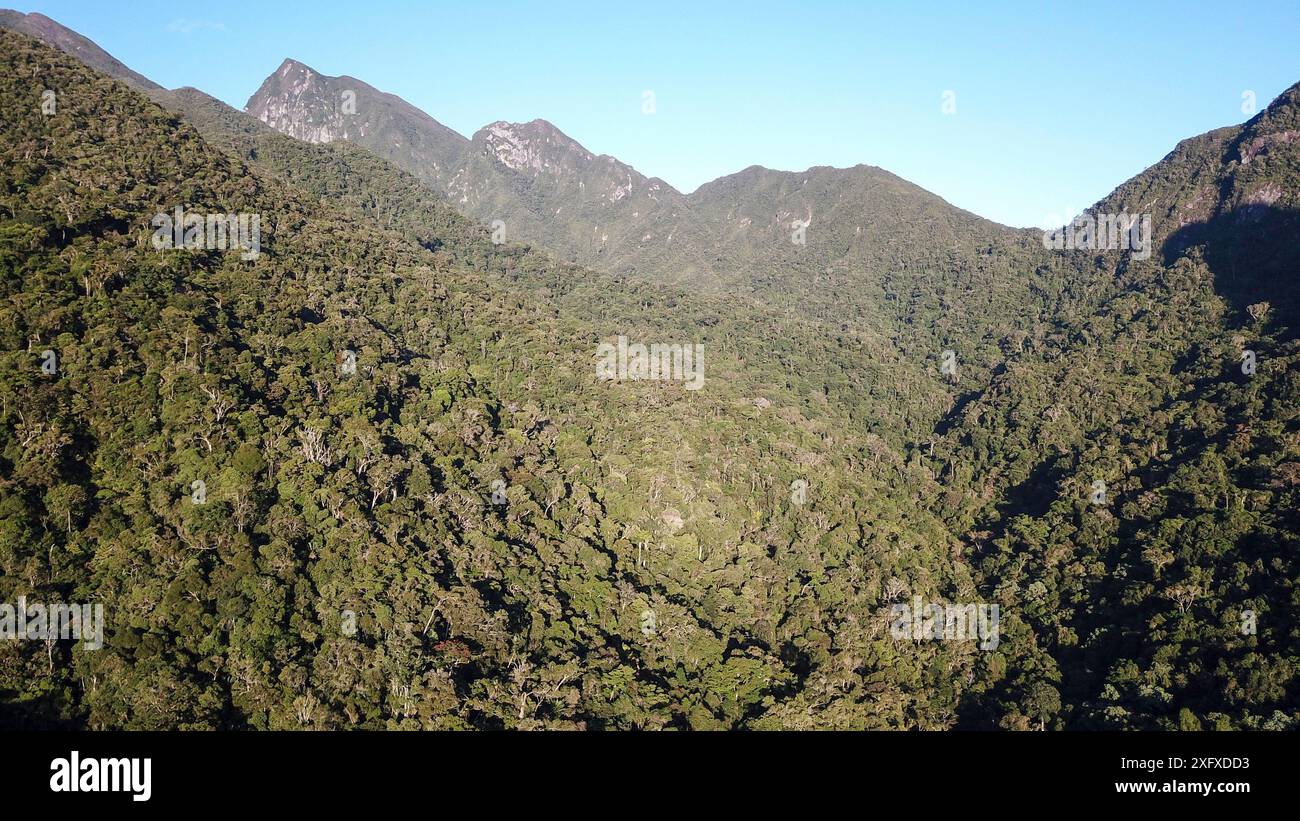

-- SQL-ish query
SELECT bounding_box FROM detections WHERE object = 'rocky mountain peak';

[472,119,601,174]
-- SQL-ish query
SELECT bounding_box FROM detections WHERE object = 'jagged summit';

[275,56,313,74]
[243,55,469,185]
[472,119,600,173]
[3,12,1300,735]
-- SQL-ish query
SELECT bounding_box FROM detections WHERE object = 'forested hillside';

[238,53,1123,443]
[0,30,981,729]
[0,19,1296,731]
[943,86,1300,729]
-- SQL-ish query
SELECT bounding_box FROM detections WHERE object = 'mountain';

[242,59,1077,424]
[241,60,1075,403]
[245,59,721,281]
[245,58,469,189]
[240,53,1300,729]
[937,81,1300,729]
[449,119,719,282]
[1,14,1297,732]
[244,58,1031,294]
[1095,82,1300,325]
[0,26,975,731]
[0,11,550,279]
[0,9,161,92]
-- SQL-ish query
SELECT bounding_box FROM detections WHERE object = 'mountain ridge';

[1,10,1297,732]
[0,9,161,92]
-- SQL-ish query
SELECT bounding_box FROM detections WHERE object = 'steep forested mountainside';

[155,87,955,451]
[248,59,1300,728]
[0,12,962,448]
[238,56,1110,437]
[23,29,1094,450]
[245,59,721,284]
[243,57,1046,295]
[0,9,161,92]
[932,85,1300,729]
[162,86,512,266]
[0,30,984,730]
[245,59,469,190]
[1,14,1297,732]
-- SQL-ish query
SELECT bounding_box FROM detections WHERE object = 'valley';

[0,9,1296,732]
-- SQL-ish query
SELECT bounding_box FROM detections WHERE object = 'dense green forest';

[0,27,1296,730]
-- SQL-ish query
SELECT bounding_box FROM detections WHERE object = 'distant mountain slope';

[241,58,1032,289]
[450,118,720,282]
[933,80,1300,729]
[0,14,950,444]
[245,58,469,189]
[0,13,540,279]
[3,12,1297,732]
[161,84,505,264]
[241,57,1075,420]
[244,59,720,282]
[1095,81,1300,324]
[0,28,981,731]
[0,9,161,91]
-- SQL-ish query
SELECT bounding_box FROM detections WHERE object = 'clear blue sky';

[13,0,1300,227]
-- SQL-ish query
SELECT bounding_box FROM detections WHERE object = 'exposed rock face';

[246,60,721,279]
[1240,129,1299,164]
[246,59,469,187]
[245,53,1300,314]
[245,60,348,144]
[477,119,596,174]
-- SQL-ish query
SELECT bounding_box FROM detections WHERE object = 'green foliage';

[1,28,1297,731]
